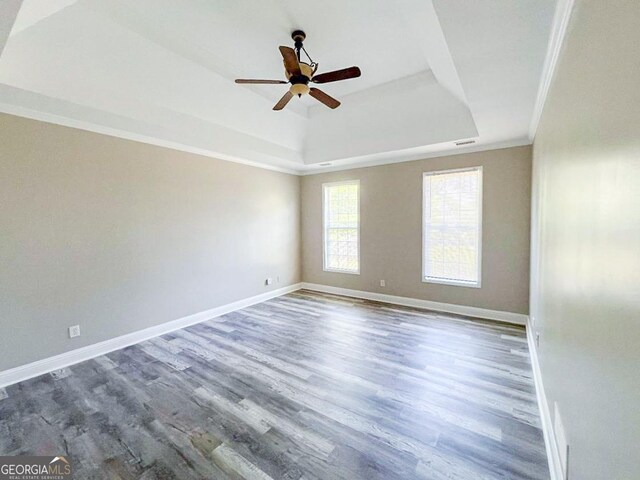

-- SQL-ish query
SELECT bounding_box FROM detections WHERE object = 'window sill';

[324,268,360,275]
[422,277,481,288]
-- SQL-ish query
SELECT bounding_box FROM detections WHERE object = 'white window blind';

[423,167,482,287]
[323,180,360,274]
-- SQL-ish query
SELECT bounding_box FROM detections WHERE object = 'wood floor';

[0,290,549,480]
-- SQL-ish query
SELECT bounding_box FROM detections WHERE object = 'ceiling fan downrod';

[291,30,306,61]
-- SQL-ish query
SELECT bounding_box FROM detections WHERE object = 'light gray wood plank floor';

[0,290,549,479]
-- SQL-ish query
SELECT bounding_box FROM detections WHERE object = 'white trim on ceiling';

[528,0,577,141]
[0,1,567,177]
[0,101,301,176]
[1,97,534,177]
[300,138,531,176]
[0,283,303,388]
[301,282,528,326]
[0,98,531,176]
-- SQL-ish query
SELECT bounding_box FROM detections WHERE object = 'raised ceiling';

[0,0,558,174]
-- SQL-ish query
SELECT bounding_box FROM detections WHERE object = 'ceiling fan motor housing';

[286,62,314,96]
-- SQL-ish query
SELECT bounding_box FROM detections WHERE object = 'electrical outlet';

[265,278,273,286]
[277,276,280,283]
[380,280,386,287]
[68,325,80,338]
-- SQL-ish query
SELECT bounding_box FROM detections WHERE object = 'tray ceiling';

[0,0,557,173]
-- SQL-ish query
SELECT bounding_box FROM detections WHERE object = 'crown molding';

[529,0,576,141]
[299,138,532,176]
[1,102,534,177]
[0,102,303,176]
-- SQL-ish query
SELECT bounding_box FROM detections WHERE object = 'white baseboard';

[526,318,563,480]
[300,282,528,326]
[1,280,555,475]
[0,283,302,389]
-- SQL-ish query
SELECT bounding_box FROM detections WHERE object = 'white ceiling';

[0,0,558,174]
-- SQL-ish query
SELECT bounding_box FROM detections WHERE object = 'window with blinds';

[323,180,360,274]
[423,167,482,287]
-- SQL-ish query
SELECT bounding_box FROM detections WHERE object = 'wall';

[301,146,532,315]
[530,0,640,479]
[0,113,300,372]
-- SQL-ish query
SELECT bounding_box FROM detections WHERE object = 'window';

[423,167,482,287]
[323,180,360,274]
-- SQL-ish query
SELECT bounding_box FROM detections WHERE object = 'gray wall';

[301,146,532,315]
[0,113,301,371]
[530,0,640,478]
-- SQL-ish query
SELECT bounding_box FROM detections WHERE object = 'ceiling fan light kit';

[235,30,361,111]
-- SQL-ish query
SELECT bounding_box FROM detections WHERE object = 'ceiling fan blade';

[273,91,294,111]
[235,79,287,84]
[312,66,361,84]
[309,88,341,109]
[279,46,301,76]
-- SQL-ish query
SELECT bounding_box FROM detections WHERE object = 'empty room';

[0,1,638,479]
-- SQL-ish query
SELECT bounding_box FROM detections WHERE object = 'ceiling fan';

[235,30,361,111]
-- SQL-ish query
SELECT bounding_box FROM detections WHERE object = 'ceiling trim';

[1,98,532,178]
[0,102,302,176]
[0,0,557,177]
[528,0,576,141]
[299,138,532,176]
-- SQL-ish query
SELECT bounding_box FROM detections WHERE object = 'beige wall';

[0,113,301,371]
[530,1,640,478]
[301,146,532,314]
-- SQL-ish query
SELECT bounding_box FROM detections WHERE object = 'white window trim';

[322,179,361,275]
[421,166,483,288]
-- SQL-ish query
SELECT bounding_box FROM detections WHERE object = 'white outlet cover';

[68,325,80,338]
[380,280,386,287]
